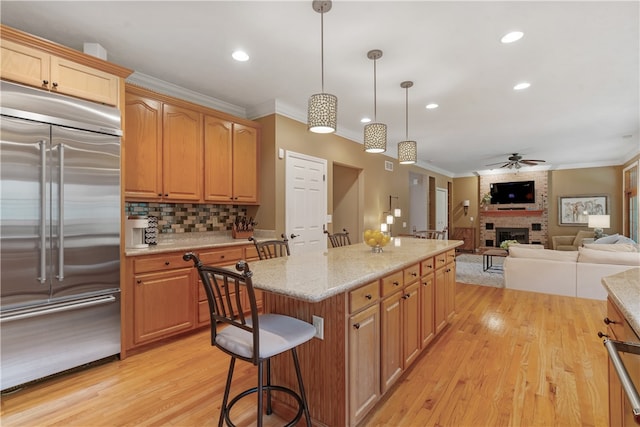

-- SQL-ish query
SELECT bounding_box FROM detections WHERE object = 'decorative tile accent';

[124,202,248,234]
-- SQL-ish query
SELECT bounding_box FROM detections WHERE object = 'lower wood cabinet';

[131,257,195,346]
[348,303,380,426]
[124,244,255,353]
[420,272,435,349]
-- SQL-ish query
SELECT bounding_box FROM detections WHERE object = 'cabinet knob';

[411,272,417,277]
[393,281,400,286]
[42,80,49,86]
[603,317,617,325]
[597,331,609,338]
[165,261,170,266]
[365,294,372,300]
[136,280,142,284]
[353,323,360,330]
[164,194,168,197]
[158,193,162,196]
[403,294,410,299]
[52,82,58,88]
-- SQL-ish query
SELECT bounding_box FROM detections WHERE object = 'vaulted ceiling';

[2,1,638,176]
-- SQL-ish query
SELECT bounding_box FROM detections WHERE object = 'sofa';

[551,230,594,251]
[503,242,640,300]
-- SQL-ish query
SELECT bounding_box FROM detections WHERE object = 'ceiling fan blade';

[521,159,546,165]
[485,161,507,166]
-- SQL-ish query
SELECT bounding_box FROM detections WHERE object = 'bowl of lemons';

[363,229,391,253]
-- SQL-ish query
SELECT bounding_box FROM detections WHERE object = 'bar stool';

[248,234,290,259]
[183,253,315,427]
[324,228,352,248]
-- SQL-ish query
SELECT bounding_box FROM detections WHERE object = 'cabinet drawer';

[244,245,260,260]
[134,253,188,274]
[403,263,420,284]
[349,281,380,313]
[421,257,435,275]
[606,298,626,340]
[381,270,404,297]
[445,250,456,264]
[435,252,447,268]
[198,247,243,265]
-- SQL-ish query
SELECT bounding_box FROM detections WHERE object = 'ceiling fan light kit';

[486,153,546,169]
[364,49,387,153]
[308,0,337,134]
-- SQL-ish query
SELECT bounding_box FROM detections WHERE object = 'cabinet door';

[203,115,233,202]
[349,304,380,426]
[232,124,259,203]
[381,291,402,393]
[162,104,202,201]
[444,261,456,321]
[403,282,421,368]
[420,273,435,349]
[133,268,195,344]
[0,39,50,89]
[434,267,447,334]
[124,92,163,200]
[50,56,119,106]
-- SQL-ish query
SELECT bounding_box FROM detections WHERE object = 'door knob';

[290,234,300,239]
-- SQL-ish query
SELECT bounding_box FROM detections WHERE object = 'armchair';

[551,230,594,251]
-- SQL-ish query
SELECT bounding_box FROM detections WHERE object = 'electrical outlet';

[312,315,324,340]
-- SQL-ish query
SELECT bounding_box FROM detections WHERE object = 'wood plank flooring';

[0,283,609,427]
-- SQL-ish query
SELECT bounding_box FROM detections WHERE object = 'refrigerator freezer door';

[50,125,120,299]
[0,116,52,309]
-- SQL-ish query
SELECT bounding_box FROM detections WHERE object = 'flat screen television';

[490,180,535,204]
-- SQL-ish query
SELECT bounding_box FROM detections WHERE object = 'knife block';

[232,224,253,239]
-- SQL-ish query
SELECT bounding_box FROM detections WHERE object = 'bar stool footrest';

[224,384,305,427]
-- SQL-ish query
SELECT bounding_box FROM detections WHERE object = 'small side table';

[483,248,509,272]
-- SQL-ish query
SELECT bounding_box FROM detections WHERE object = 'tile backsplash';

[125,202,248,234]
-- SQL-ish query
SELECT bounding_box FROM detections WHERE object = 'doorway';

[436,187,448,238]
[332,164,362,243]
[285,151,327,254]
[409,172,427,233]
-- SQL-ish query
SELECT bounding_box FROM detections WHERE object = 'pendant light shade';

[398,81,417,164]
[364,49,387,153]
[308,1,337,134]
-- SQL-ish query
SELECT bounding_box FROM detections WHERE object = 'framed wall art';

[558,195,608,226]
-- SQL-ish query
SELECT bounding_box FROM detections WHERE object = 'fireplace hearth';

[496,227,529,246]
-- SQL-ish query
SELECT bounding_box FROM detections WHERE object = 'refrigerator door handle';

[56,143,64,281]
[38,140,47,284]
[0,294,117,323]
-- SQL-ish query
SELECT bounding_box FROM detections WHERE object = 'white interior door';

[436,187,448,238]
[285,151,327,254]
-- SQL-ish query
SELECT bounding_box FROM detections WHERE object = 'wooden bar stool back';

[248,234,290,259]
[183,253,315,427]
[324,228,352,248]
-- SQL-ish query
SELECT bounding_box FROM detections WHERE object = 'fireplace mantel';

[482,210,544,217]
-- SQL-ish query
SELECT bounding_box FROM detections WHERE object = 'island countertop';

[601,267,640,336]
[244,238,463,302]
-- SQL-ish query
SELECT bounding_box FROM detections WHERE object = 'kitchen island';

[247,238,462,427]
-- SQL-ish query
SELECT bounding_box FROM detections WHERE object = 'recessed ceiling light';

[361,117,371,123]
[513,82,531,91]
[232,50,249,61]
[501,31,524,44]
[425,103,439,110]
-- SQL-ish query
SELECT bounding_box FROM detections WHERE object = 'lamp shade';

[463,200,470,207]
[386,214,394,225]
[308,93,337,133]
[394,208,402,217]
[588,215,610,229]
[398,140,417,164]
[364,122,387,153]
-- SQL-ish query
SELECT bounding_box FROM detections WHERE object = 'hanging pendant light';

[398,81,417,164]
[308,0,337,134]
[364,49,387,153]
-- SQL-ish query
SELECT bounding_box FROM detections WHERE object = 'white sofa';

[503,244,640,300]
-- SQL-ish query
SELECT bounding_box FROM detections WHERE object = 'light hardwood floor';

[0,283,609,427]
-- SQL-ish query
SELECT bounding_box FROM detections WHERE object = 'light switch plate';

[326,214,332,223]
[278,148,285,159]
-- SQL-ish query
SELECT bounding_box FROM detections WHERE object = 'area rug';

[455,253,505,288]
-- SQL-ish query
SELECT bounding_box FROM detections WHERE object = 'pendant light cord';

[405,86,409,140]
[373,58,377,121]
[320,10,325,92]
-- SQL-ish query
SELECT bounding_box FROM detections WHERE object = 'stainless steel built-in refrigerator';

[1,81,122,390]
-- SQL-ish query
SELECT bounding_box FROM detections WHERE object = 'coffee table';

[483,248,509,271]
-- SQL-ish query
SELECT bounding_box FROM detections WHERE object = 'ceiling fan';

[486,153,546,169]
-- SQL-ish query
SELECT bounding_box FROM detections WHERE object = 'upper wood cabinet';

[124,85,260,204]
[1,38,119,106]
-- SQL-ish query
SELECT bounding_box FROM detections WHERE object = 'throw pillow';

[508,246,579,262]
[593,234,620,244]
[583,243,638,252]
[578,247,640,266]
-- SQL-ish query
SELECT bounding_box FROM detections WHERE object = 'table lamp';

[587,214,610,239]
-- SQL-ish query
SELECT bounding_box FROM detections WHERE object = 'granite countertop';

[125,230,276,256]
[601,267,640,336]
[245,238,462,303]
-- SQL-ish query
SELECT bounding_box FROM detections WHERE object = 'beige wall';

[253,114,452,240]
[549,166,622,237]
